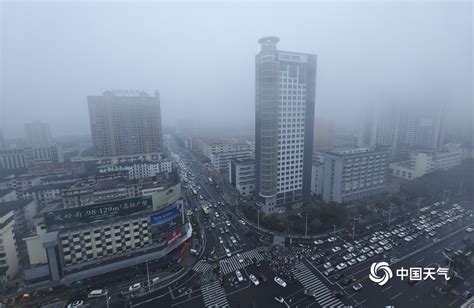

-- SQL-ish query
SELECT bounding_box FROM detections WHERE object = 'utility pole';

[417,197,421,216]
[257,207,260,231]
[388,205,393,226]
[146,260,151,292]
[305,213,308,237]
[352,217,359,240]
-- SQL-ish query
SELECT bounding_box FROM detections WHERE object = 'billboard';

[44,196,152,226]
[150,203,183,242]
[165,227,183,246]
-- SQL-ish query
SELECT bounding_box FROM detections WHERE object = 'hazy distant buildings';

[398,104,446,150]
[0,130,5,149]
[25,121,53,147]
[255,37,316,214]
[0,209,19,290]
[322,147,389,204]
[0,146,64,170]
[88,90,163,157]
[358,103,400,160]
[313,117,334,152]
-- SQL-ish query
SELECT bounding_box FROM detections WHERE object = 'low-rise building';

[97,159,172,179]
[0,188,17,202]
[389,150,461,180]
[229,158,255,198]
[322,147,389,204]
[311,159,324,197]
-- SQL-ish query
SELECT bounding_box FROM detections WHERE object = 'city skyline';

[1,1,471,138]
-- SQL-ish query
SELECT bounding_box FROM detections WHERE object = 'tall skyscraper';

[255,37,316,214]
[88,90,163,157]
[357,103,400,160]
[24,121,53,147]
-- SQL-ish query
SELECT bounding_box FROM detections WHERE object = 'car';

[384,244,393,251]
[328,237,337,242]
[343,254,352,261]
[333,273,344,280]
[239,220,246,225]
[274,277,287,287]
[341,277,356,286]
[151,277,160,285]
[404,236,413,242]
[237,254,244,263]
[375,247,384,254]
[225,220,231,226]
[352,282,363,291]
[462,290,472,299]
[274,296,284,303]
[235,270,243,282]
[225,248,231,257]
[257,272,268,282]
[332,290,344,298]
[215,212,220,218]
[249,274,260,286]
[219,237,224,244]
[67,301,84,308]
[211,222,215,228]
[390,257,398,264]
[304,289,317,298]
[332,246,341,253]
[129,283,142,292]
[366,251,375,258]
[314,240,324,245]
[361,247,370,253]
[336,263,347,270]
[224,227,230,233]
[466,227,473,233]
[347,259,357,266]
[356,255,367,262]
[230,236,237,244]
[323,262,332,269]
[323,268,334,276]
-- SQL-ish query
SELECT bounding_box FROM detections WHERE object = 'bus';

[201,203,210,216]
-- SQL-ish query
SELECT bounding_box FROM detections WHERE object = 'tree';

[310,218,322,232]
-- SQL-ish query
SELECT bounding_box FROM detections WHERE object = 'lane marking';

[391,292,402,300]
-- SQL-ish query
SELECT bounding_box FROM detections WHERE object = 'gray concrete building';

[322,147,389,204]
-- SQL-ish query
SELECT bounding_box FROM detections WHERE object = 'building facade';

[0,209,19,290]
[313,117,334,153]
[322,147,389,204]
[97,159,172,180]
[255,37,316,214]
[229,158,255,198]
[88,90,163,157]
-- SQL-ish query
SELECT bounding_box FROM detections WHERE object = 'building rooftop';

[0,198,35,211]
[327,147,389,156]
[25,182,73,193]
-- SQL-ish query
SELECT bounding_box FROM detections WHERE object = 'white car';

[215,212,220,218]
[323,262,332,269]
[237,253,244,263]
[332,246,341,253]
[347,259,357,266]
[225,220,231,226]
[356,255,367,262]
[336,263,347,270]
[466,227,473,233]
[219,237,224,244]
[67,301,84,308]
[239,220,246,225]
[352,282,363,291]
[314,240,324,245]
[274,277,287,288]
[375,247,384,254]
[225,248,231,257]
[235,270,243,282]
[129,282,142,292]
[328,237,337,242]
[249,274,260,286]
[211,222,216,228]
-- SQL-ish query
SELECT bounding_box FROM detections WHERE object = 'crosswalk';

[200,280,229,308]
[292,262,344,307]
[193,260,212,274]
[219,249,265,275]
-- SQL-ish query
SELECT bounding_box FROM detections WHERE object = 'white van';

[88,289,106,298]
[190,248,198,255]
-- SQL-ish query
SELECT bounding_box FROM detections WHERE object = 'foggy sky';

[1,1,472,138]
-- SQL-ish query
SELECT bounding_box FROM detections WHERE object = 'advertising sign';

[165,227,183,246]
[150,203,183,242]
[44,196,152,226]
